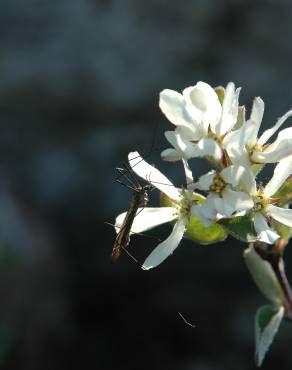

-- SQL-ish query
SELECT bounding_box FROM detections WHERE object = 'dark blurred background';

[0,1,292,369]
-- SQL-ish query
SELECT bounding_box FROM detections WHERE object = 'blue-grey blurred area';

[0,1,292,369]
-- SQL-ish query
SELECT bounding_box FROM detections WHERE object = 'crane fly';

[111,159,153,262]
[111,183,151,262]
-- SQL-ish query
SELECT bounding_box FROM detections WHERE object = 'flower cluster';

[115,81,292,270]
[114,81,292,365]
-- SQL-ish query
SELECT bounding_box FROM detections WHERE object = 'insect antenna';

[115,166,140,191]
[114,118,164,188]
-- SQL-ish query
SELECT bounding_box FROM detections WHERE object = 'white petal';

[197,170,216,190]
[249,97,264,143]
[164,131,197,159]
[160,148,181,162]
[183,82,214,109]
[191,138,222,160]
[253,127,292,163]
[254,212,280,244]
[199,193,218,220]
[176,123,204,141]
[191,204,214,227]
[220,165,245,187]
[115,207,177,234]
[183,82,221,127]
[268,205,292,228]
[272,126,292,141]
[252,138,292,163]
[215,188,253,217]
[223,100,261,164]
[142,216,187,270]
[264,156,292,197]
[223,120,258,166]
[128,151,181,201]
[159,89,192,127]
[223,140,250,167]
[182,158,193,188]
[258,109,292,146]
[240,167,257,195]
[215,83,240,136]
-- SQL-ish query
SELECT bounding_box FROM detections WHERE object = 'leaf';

[273,176,292,206]
[255,305,284,367]
[219,215,258,242]
[184,212,228,245]
[160,192,228,245]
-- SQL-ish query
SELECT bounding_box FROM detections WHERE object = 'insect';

[111,158,153,262]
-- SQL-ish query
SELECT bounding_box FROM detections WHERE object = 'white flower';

[191,165,254,226]
[224,97,292,166]
[115,152,195,270]
[243,156,292,244]
[160,81,240,161]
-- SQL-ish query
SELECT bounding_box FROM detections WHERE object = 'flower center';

[209,173,227,195]
[252,186,270,212]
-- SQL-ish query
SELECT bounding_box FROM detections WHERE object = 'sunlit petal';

[268,205,292,228]
[249,97,264,143]
[197,170,216,190]
[215,83,240,136]
[142,216,187,270]
[191,138,222,160]
[176,123,203,141]
[191,204,214,227]
[183,82,221,126]
[220,165,245,187]
[160,148,181,162]
[115,207,177,234]
[199,194,218,220]
[159,89,192,127]
[241,167,257,195]
[215,188,253,217]
[182,158,193,188]
[223,120,257,166]
[183,82,217,109]
[252,138,292,163]
[258,109,292,146]
[128,151,181,201]
[254,212,280,244]
[264,156,292,197]
[164,131,197,159]
[223,141,250,167]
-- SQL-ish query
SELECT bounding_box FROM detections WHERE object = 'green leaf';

[273,176,292,206]
[184,212,228,245]
[160,192,228,245]
[255,305,284,367]
[219,215,258,242]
